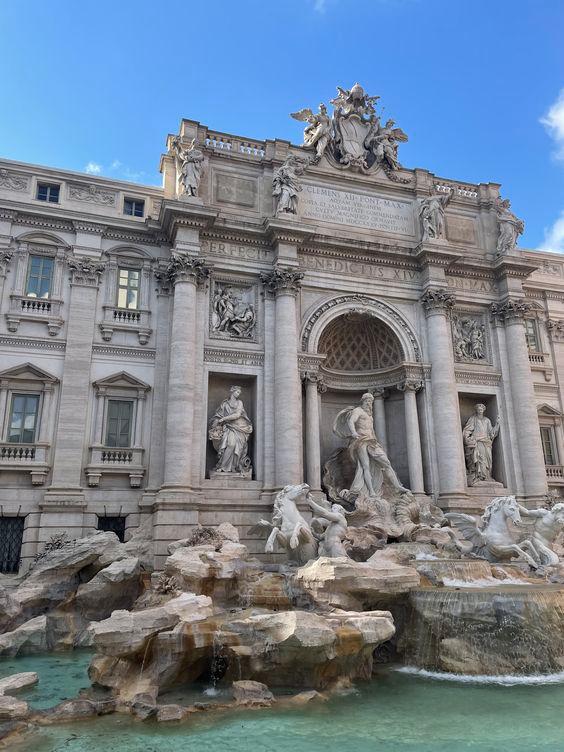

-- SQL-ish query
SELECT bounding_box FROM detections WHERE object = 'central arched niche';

[315,311,409,488]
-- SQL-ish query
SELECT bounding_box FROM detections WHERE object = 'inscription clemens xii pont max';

[300,184,414,235]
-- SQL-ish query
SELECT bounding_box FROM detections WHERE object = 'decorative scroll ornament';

[420,288,456,313]
[260,265,304,295]
[0,169,28,191]
[68,183,116,207]
[67,255,105,286]
[291,83,409,180]
[158,253,211,287]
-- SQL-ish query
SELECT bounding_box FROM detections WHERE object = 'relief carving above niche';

[210,278,257,342]
[452,313,489,363]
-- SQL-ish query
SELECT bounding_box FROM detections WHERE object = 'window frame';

[104,398,135,448]
[36,182,60,203]
[524,318,541,352]
[116,267,141,310]
[540,425,558,466]
[5,391,42,444]
[25,254,55,300]
[123,197,145,218]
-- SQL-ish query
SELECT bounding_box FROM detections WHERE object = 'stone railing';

[205,132,265,158]
[6,295,64,336]
[0,442,49,484]
[435,181,478,199]
[99,306,151,345]
[528,351,547,365]
[85,446,145,488]
[546,465,564,481]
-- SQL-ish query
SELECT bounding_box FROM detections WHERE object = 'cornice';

[263,217,314,246]
[204,347,264,366]
[158,200,218,241]
[411,242,465,268]
[92,344,156,360]
[455,368,502,386]
[493,254,539,280]
[0,335,66,352]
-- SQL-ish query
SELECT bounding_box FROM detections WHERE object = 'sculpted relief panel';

[300,184,414,236]
[452,313,489,363]
[210,279,257,341]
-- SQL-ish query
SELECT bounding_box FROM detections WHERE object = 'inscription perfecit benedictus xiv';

[300,184,414,235]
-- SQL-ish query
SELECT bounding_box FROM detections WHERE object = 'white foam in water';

[397,666,564,686]
[414,552,438,560]
[203,686,222,697]
[441,576,529,588]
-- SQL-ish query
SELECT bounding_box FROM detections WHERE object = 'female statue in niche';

[209,386,253,476]
[462,403,500,485]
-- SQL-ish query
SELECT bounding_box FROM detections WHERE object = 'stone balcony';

[0,442,50,484]
[5,295,64,336]
[99,306,152,345]
[546,464,564,483]
[85,446,145,488]
[528,351,553,383]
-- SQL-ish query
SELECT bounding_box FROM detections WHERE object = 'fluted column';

[491,300,548,499]
[421,289,467,502]
[398,379,425,494]
[303,372,326,490]
[261,266,303,486]
[372,388,388,451]
[161,254,210,488]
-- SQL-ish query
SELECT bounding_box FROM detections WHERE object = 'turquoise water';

[3,653,564,752]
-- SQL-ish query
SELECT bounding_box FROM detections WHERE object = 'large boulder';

[0,695,29,721]
[232,680,274,705]
[0,672,38,695]
[0,586,22,633]
[75,557,142,620]
[164,541,260,604]
[294,556,419,610]
[0,616,48,657]
[90,592,213,658]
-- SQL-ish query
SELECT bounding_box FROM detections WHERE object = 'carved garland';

[301,294,422,362]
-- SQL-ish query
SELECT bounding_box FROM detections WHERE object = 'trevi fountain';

[0,84,564,750]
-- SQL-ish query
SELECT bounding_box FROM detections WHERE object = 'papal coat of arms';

[291,83,408,179]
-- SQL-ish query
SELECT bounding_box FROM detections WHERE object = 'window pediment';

[0,362,58,384]
[93,371,151,393]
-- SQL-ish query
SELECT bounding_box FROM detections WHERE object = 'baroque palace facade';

[1,83,564,572]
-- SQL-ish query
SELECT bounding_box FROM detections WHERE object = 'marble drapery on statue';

[333,393,408,498]
[462,403,500,485]
[209,386,253,476]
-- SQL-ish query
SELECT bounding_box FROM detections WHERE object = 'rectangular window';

[540,426,557,466]
[525,319,540,352]
[105,399,134,447]
[117,268,140,309]
[7,394,40,444]
[0,517,25,574]
[36,183,60,203]
[97,515,126,542]
[123,198,144,217]
[25,255,54,299]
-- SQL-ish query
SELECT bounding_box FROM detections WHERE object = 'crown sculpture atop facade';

[291,83,408,179]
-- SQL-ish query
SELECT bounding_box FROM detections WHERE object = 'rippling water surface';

[3,654,564,752]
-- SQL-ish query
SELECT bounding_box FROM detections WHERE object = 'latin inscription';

[300,255,418,282]
[300,184,414,236]
[446,276,496,293]
[201,239,271,262]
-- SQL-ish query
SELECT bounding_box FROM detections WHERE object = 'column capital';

[420,287,456,315]
[398,379,424,393]
[66,254,105,287]
[372,387,386,398]
[302,371,327,393]
[490,298,532,324]
[260,265,303,296]
[157,252,211,288]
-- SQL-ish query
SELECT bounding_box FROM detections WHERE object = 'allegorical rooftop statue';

[495,196,525,255]
[170,136,205,198]
[272,154,309,215]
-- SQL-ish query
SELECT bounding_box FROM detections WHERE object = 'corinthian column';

[261,266,304,486]
[372,388,388,451]
[421,288,467,504]
[303,372,326,490]
[491,300,548,500]
[398,379,425,494]
[161,253,210,489]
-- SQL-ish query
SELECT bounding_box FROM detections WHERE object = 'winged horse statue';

[446,495,541,569]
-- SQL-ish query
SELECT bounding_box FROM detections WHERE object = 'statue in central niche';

[209,386,253,477]
[462,403,500,485]
[334,392,408,498]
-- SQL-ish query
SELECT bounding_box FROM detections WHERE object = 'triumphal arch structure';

[1,82,564,569]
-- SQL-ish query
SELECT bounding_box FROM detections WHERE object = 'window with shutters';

[525,319,541,352]
[105,399,134,448]
[540,426,558,466]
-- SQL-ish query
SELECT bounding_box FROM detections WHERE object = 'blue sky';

[1,0,563,252]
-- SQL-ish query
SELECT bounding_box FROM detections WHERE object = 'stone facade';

[1,95,564,571]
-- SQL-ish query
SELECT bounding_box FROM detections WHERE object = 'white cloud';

[85,161,102,175]
[110,159,122,170]
[541,89,564,160]
[539,211,564,253]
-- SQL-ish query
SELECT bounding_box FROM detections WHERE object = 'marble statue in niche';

[495,196,524,255]
[171,137,205,197]
[332,392,408,498]
[452,315,487,362]
[290,103,332,163]
[462,403,500,485]
[211,284,256,339]
[418,189,452,241]
[272,154,309,215]
[209,386,253,477]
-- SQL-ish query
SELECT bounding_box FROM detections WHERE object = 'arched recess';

[301,294,422,364]
[14,231,71,248]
